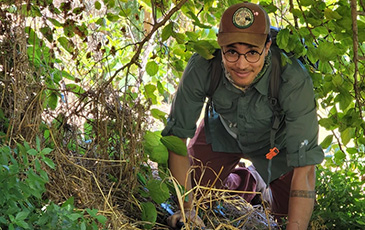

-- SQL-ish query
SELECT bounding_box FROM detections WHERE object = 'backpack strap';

[269,46,284,148]
[266,46,285,184]
[205,49,222,118]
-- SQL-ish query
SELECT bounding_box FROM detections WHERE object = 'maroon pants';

[187,121,293,217]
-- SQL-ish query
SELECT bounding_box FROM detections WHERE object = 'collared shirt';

[162,49,324,182]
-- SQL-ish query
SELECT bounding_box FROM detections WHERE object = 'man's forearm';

[168,139,193,209]
[287,165,316,230]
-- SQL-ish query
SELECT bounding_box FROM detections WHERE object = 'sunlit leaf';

[146,61,159,76]
[320,135,333,149]
[95,1,102,10]
[144,84,157,104]
[341,127,354,146]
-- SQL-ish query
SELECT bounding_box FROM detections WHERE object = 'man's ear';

[265,39,272,56]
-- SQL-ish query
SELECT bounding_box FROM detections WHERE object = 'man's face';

[221,41,271,87]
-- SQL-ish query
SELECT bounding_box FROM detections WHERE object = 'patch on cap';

[232,7,254,29]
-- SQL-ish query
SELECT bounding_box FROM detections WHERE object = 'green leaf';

[334,149,346,165]
[320,135,333,149]
[137,172,147,185]
[43,157,56,169]
[141,202,157,229]
[173,32,186,44]
[81,222,86,230]
[149,143,169,164]
[72,7,84,15]
[144,131,161,151]
[95,1,102,10]
[48,18,62,27]
[337,89,353,111]
[160,136,187,156]
[15,211,29,221]
[341,127,354,146]
[40,26,53,43]
[161,23,173,42]
[318,60,332,74]
[96,214,107,224]
[186,11,210,29]
[62,196,75,208]
[86,208,98,217]
[69,213,82,221]
[106,13,119,22]
[150,108,167,123]
[299,0,313,7]
[276,28,290,50]
[66,84,86,95]
[36,136,41,151]
[324,8,342,20]
[146,179,170,204]
[57,37,74,53]
[41,148,53,155]
[144,84,157,104]
[146,61,159,76]
[190,40,215,59]
[47,92,58,110]
[317,41,337,62]
[27,149,38,156]
[144,131,168,164]
[14,220,29,228]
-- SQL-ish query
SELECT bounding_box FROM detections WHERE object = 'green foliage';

[313,163,365,229]
[0,142,107,229]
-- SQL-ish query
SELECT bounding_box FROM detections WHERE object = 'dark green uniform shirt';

[162,50,324,183]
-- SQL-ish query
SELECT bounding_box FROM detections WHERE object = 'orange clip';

[266,147,279,160]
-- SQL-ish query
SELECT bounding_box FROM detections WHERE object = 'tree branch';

[350,0,363,123]
[103,0,188,88]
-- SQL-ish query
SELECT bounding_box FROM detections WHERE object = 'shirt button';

[239,114,244,118]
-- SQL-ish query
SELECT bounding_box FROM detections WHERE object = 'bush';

[0,140,106,230]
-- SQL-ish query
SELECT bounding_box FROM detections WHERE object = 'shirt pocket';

[246,99,273,131]
[212,93,239,115]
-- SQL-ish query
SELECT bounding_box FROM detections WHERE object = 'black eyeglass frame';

[222,47,266,63]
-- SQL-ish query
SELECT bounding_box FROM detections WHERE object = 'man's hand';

[167,209,206,229]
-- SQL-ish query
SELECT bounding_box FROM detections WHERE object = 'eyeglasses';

[223,47,265,63]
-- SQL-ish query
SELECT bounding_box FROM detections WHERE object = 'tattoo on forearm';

[290,190,316,199]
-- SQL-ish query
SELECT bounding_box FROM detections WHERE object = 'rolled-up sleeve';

[162,54,210,138]
[280,60,324,167]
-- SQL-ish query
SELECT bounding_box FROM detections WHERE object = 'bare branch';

[350,0,364,123]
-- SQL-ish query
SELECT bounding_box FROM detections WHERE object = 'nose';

[235,54,249,69]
